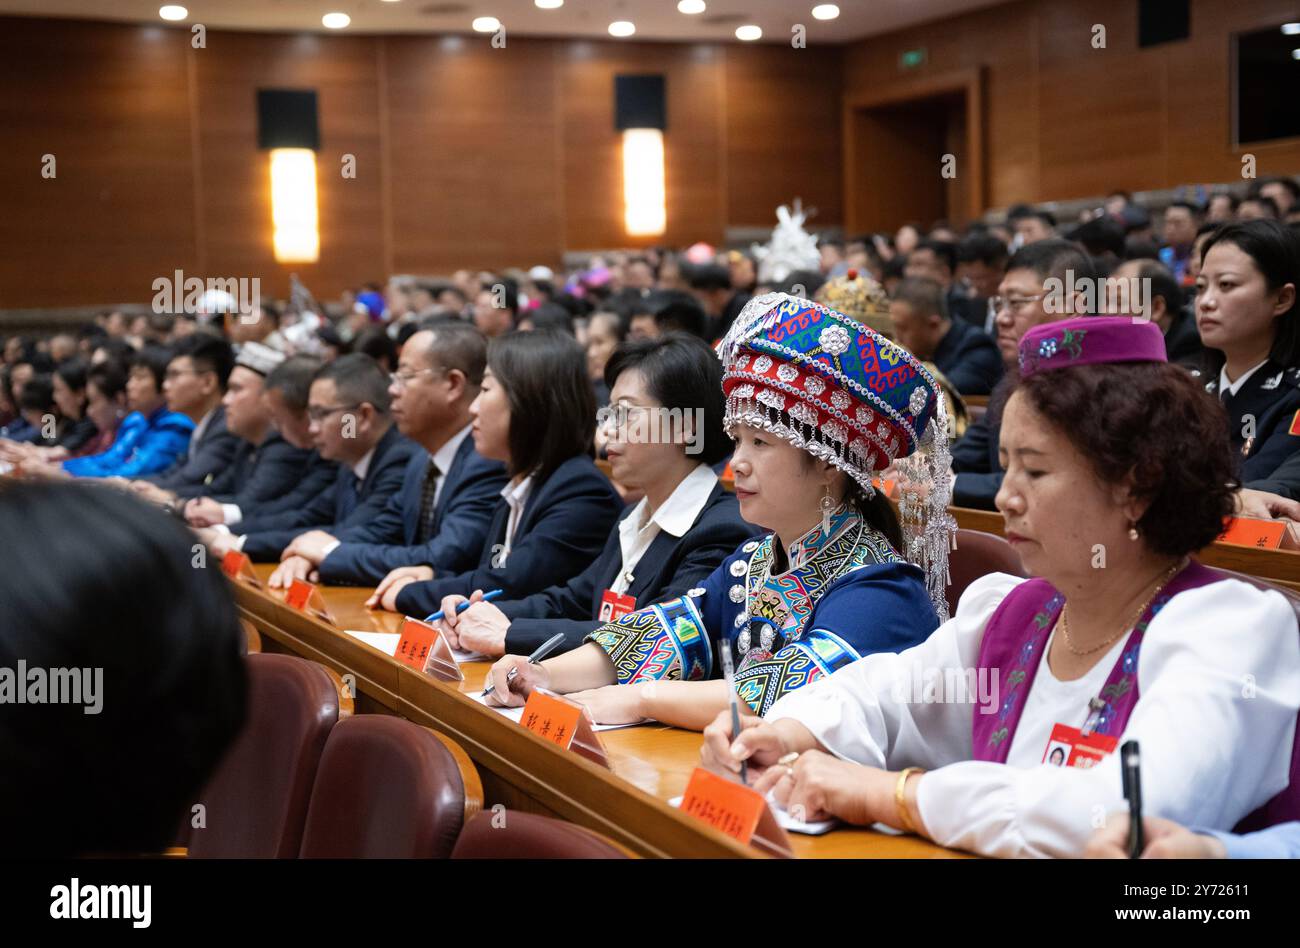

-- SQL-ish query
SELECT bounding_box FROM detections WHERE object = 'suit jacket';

[394,454,625,618]
[146,405,242,496]
[319,435,508,586]
[932,318,1004,396]
[950,375,1014,510]
[238,450,338,520]
[205,432,313,513]
[499,482,754,654]
[1246,447,1300,500]
[239,425,416,561]
[1199,361,1300,484]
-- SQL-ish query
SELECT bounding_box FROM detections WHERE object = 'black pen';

[481,631,566,698]
[1121,739,1143,858]
[719,640,747,786]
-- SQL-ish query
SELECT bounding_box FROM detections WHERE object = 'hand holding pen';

[481,631,567,701]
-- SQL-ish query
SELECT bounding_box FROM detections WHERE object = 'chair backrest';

[946,528,1026,617]
[188,654,341,858]
[450,809,633,859]
[299,717,481,858]
[239,617,262,655]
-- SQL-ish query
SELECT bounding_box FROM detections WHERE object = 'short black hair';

[684,263,732,293]
[0,482,246,855]
[1166,199,1203,218]
[957,233,1009,268]
[1240,196,1282,219]
[654,292,710,340]
[1123,260,1183,317]
[421,322,488,389]
[313,352,392,414]
[603,332,730,465]
[129,345,175,391]
[1249,176,1300,204]
[913,239,957,273]
[528,303,576,335]
[264,355,321,413]
[54,358,89,394]
[478,279,519,315]
[1006,237,1096,286]
[17,373,54,413]
[86,361,127,401]
[891,277,949,320]
[488,330,594,482]
[1066,216,1126,258]
[171,333,235,389]
[353,325,399,374]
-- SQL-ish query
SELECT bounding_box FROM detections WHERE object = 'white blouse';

[765,572,1300,858]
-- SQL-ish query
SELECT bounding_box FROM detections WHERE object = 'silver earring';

[821,484,836,536]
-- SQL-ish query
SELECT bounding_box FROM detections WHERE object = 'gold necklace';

[1059,559,1186,657]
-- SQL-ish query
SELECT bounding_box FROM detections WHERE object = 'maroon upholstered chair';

[188,654,344,858]
[946,528,1027,618]
[239,617,262,655]
[451,809,633,859]
[299,716,482,858]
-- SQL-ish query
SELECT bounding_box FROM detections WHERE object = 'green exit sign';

[899,47,927,70]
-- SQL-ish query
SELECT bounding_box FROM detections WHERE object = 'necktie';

[415,458,441,544]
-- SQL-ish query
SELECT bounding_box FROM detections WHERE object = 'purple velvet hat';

[1018,316,1168,378]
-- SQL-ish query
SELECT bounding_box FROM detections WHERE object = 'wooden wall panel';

[383,36,564,273]
[559,41,726,252]
[192,30,385,302]
[842,0,1300,213]
[723,44,843,229]
[0,18,197,309]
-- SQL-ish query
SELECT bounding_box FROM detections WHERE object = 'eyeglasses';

[306,403,360,423]
[163,367,199,382]
[388,367,444,388]
[989,294,1046,314]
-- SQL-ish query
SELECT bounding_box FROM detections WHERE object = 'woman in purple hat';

[482,293,955,730]
[701,316,1300,858]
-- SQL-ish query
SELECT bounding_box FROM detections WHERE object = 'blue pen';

[424,588,504,624]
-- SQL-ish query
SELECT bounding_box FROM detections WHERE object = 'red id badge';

[598,589,637,622]
[1042,722,1119,769]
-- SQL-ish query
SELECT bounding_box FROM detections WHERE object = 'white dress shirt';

[497,474,534,565]
[611,463,717,594]
[766,571,1300,858]
[1218,360,1270,398]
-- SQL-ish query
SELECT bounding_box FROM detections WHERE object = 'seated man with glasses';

[197,353,417,562]
[269,324,508,588]
[950,239,1097,510]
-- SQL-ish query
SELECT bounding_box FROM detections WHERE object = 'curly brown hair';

[1015,362,1237,556]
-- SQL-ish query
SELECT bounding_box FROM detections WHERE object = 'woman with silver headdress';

[483,293,956,729]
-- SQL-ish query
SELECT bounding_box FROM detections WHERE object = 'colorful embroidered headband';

[1018,316,1168,378]
[717,292,956,620]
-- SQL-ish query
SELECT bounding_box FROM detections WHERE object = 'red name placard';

[1219,517,1288,550]
[220,550,261,587]
[519,689,608,767]
[394,618,463,682]
[679,766,793,857]
[285,579,335,625]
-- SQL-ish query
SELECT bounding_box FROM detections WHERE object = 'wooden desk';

[231,565,965,860]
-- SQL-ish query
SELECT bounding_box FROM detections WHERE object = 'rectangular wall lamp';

[257,89,321,264]
[615,75,667,238]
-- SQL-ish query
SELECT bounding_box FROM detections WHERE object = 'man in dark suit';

[128,333,241,501]
[204,354,416,565]
[279,324,508,586]
[950,240,1096,509]
[889,277,1003,396]
[180,344,316,528]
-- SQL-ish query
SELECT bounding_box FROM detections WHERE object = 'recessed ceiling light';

[1292,48,1300,60]
[812,3,840,19]
[472,16,501,32]
[322,12,351,29]
[535,0,564,8]
[735,24,762,41]
[677,0,706,13]
[1283,23,1300,35]
[609,21,636,37]
[158,4,188,20]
